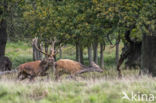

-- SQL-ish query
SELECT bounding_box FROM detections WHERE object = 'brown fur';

[55,59,83,73]
[54,59,103,80]
[17,60,51,81]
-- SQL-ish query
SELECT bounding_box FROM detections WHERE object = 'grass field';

[0,42,155,103]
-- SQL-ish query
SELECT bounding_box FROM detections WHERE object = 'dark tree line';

[0,0,12,71]
[0,0,156,77]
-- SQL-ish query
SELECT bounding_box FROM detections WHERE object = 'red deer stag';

[16,38,55,81]
[34,38,103,80]
[0,39,54,80]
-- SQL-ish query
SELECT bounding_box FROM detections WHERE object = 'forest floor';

[0,42,155,103]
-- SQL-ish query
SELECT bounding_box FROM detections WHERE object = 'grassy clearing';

[6,41,32,68]
[1,42,155,103]
[0,75,156,103]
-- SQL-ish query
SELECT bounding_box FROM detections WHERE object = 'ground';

[0,75,156,103]
[0,41,155,103]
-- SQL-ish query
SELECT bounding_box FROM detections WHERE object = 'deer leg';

[54,70,59,81]
[55,73,61,81]
[55,74,59,81]
[41,72,49,80]
[70,73,77,80]
[46,73,49,80]
[28,75,35,82]
[17,72,27,80]
[55,71,62,81]
[17,72,22,79]
[40,72,48,76]
[65,75,72,79]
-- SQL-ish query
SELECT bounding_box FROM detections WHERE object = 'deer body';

[55,59,83,73]
[54,59,103,80]
[18,61,41,75]
[17,60,52,80]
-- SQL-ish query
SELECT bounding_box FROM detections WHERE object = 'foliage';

[1,0,153,46]
[1,0,155,69]
[137,0,156,36]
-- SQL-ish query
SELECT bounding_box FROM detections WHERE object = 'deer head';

[33,37,61,66]
[90,62,103,73]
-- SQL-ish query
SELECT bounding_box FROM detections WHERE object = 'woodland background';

[0,0,156,103]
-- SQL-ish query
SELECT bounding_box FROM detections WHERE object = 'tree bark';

[0,56,12,71]
[76,42,80,62]
[0,1,12,71]
[117,26,141,77]
[93,42,98,64]
[44,43,49,58]
[141,35,156,76]
[32,38,43,61]
[76,43,78,61]
[80,45,84,64]
[59,48,62,59]
[0,19,7,57]
[88,44,93,66]
[100,43,105,69]
[116,40,119,65]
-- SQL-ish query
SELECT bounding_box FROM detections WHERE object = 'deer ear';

[91,62,100,68]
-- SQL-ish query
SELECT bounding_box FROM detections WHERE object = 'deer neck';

[81,64,91,70]
[39,63,49,73]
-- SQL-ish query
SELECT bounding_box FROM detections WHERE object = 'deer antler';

[49,37,63,56]
[54,43,64,55]
[33,37,50,56]
[49,37,57,56]
[33,37,63,57]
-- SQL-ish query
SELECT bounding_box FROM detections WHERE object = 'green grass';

[0,75,156,103]
[5,41,33,68]
[1,42,155,103]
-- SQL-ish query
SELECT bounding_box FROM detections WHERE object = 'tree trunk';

[76,42,80,62]
[80,45,84,64]
[76,43,78,61]
[117,26,141,77]
[141,35,156,76]
[116,40,119,65]
[0,1,13,71]
[88,44,93,66]
[59,48,62,59]
[32,38,43,61]
[0,56,12,71]
[44,43,49,58]
[0,19,7,57]
[100,43,105,69]
[93,42,98,64]
[0,0,8,57]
